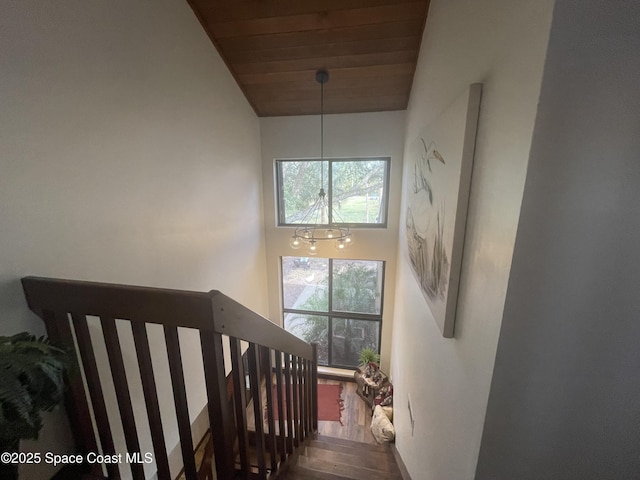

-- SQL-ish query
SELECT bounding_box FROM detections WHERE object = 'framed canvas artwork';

[405,83,482,338]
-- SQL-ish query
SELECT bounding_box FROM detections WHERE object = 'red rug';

[317,384,344,423]
[271,383,344,424]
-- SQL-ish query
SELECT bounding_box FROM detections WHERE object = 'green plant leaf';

[0,333,74,442]
[358,347,380,366]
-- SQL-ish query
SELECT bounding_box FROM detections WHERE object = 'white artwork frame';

[405,84,482,337]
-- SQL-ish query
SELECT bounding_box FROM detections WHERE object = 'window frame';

[275,157,391,229]
[280,256,385,369]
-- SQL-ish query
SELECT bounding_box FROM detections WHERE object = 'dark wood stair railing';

[21,276,318,480]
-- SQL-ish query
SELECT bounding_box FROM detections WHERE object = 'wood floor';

[316,378,375,445]
[243,376,375,444]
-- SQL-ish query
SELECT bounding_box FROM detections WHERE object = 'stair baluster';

[21,276,318,480]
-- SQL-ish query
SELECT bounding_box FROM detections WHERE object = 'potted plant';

[0,333,74,480]
[358,347,380,372]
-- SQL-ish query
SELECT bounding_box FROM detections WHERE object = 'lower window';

[281,256,384,368]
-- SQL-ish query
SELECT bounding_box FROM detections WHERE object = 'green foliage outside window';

[278,159,388,225]
[280,161,328,223]
[332,261,381,314]
[289,260,382,367]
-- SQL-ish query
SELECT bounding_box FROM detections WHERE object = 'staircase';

[282,435,403,480]
[22,276,319,480]
[21,276,403,480]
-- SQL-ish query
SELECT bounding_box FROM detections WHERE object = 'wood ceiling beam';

[237,63,416,85]
[208,3,428,39]
[216,20,424,53]
[223,36,420,64]
[232,51,419,76]
[201,0,421,22]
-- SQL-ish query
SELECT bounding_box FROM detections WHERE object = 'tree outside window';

[282,257,384,368]
[276,158,390,226]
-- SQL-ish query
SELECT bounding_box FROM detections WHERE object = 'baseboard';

[392,444,412,480]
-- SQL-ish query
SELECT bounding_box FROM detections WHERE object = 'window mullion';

[327,159,333,225]
[327,258,334,366]
[328,312,382,322]
[328,258,334,313]
[276,162,284,224]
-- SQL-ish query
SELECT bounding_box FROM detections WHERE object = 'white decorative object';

[371,405,395,444]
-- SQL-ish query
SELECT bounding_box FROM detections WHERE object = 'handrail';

[22,277,213,329]
[22,277,314,360]
[21,276,318,480]
[210,291,314,360]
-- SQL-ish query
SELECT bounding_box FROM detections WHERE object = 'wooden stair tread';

[283,464,357,480]
[312,435,390,454]
[307,438,393,458]
[296,455,402,480]
[303,446,401,474]
[307,440,395,461]
[279,434,402,480]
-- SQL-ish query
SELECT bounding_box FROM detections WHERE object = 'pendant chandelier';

[289,70,353,255]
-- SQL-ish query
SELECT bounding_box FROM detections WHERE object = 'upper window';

[276,158,390,227]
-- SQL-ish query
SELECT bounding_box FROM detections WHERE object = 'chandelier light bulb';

[326,229,334,239]
[335,239,346,251]
[289,235,301,249]
[307,240,318,256]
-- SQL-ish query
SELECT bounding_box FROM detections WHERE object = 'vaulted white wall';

[391,0,554,478]
[0,0,267,478]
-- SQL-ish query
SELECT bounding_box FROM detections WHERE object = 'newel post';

[311,343,318,431]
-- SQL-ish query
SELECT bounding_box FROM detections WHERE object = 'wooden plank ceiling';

[187,0,431,117]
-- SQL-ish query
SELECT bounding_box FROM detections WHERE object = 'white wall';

[0,0,267,478]
[260,111,405,373]
[391,0,554,478]
[476,1,640,478]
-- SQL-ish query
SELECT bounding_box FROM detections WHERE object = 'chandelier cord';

[288,69,352,253]
[320,76,324,185]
